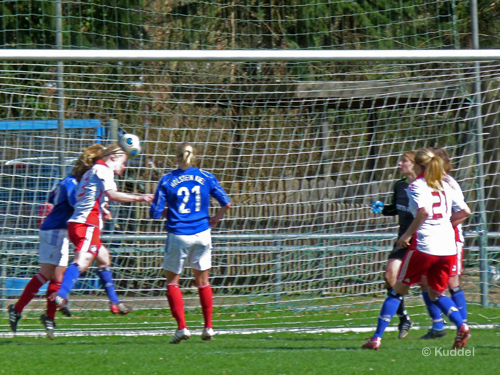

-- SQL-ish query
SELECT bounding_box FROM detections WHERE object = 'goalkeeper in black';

[370,150,416,339]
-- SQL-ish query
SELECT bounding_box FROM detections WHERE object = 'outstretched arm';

[106,189,154,203]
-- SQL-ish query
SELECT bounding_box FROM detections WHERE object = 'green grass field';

[1,305,500,375]
[1,330,499,375]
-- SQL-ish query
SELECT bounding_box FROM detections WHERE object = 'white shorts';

[38,229,70,267]
[162,229,212,274]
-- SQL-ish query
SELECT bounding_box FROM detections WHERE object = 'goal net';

[1,0,499,336]
[1,56,499,336]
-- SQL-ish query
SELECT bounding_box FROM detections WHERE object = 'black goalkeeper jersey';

[381,178,414,237]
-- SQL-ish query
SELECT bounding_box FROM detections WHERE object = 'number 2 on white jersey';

[178,186,201,213]
[431,191,448,219]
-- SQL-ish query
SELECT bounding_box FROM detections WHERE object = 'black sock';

[396,298,409,320]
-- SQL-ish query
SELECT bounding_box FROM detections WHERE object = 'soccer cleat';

[110,302,132,315]
[201,327,214,341]
[398,318,413,339]
[420,328,447,340]
[7,304,21,333]
[361,337,382,350]
[453,323,470,349]
[50,294,72,317]
[40,314,56,340]
[169,328,191,344]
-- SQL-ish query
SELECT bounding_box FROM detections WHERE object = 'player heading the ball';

[50,144,154,319]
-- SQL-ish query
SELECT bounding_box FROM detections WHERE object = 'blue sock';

[433,295,464,329]
[374,293,402,338]
[97,267,120,304]
[422,290,445,330]
[450,287,467,323]
[59,263,80,299]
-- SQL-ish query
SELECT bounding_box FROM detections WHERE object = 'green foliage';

[152,0,464,50]
[0,0,147,49]
[0,0,56,47]
[476,0,500,48]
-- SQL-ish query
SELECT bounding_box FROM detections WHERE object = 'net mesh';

[1,0,500,335]
[0,0,473,50]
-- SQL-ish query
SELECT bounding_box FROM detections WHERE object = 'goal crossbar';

[2,49,500,62]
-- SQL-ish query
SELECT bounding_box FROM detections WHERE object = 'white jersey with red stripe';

[68,160,117,229]
[407,174,468,256]
[445,174,465,243]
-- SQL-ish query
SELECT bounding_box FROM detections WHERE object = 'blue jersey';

[40,175,78,231]
[150,167,231,235]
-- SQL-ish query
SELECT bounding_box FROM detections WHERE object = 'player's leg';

[427,256,470,348]
[8,229,65,333]
[43,265,66,337]
[193,269,214,340]
[36,229,70,338]
[166,270,191,343]
[449,277,467,322]
[429,287,469,348]
[191,229,214,341]
[419,276,446,339]
[56,250,94,298]
[95,246,131,314]
[34,264,61,339]
[52,224,98,310]
[362,249,424,350]
[362,281,409,350]
[8,266,50,333]
[164,234,191,344]
[449,242,467,322]
[385,254,412,338]
[40,265,65,340]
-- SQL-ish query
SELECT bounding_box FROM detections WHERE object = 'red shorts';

[68,222,101,257]
[397,249,457,294]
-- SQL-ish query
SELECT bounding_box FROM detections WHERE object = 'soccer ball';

[118,133,141,157]
[488,266,500,283]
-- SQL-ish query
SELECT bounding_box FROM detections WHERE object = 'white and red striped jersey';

[68,160,117,229]
[407,173,468,256]
[445,174,465,243]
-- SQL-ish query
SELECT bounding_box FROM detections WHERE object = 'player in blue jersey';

[150,143,231,344]
[7,145,103,339]
[371,150,416,339]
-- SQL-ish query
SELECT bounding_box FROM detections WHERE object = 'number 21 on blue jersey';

[178,185,201,213]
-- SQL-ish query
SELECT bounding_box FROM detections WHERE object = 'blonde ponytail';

[415,148,445,191]
[176,143,196,169]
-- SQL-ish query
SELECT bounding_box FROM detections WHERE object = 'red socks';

[166,283,214,330]
[198,284,213,329]
[14,273,48,313]
[166,284,186,330]
[46,280,61,320]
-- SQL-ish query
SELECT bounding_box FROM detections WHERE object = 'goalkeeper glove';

[371,201,384,214]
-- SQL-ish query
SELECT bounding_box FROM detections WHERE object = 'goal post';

[1,50,499,336]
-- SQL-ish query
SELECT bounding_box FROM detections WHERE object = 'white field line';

[0,324,497,339]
